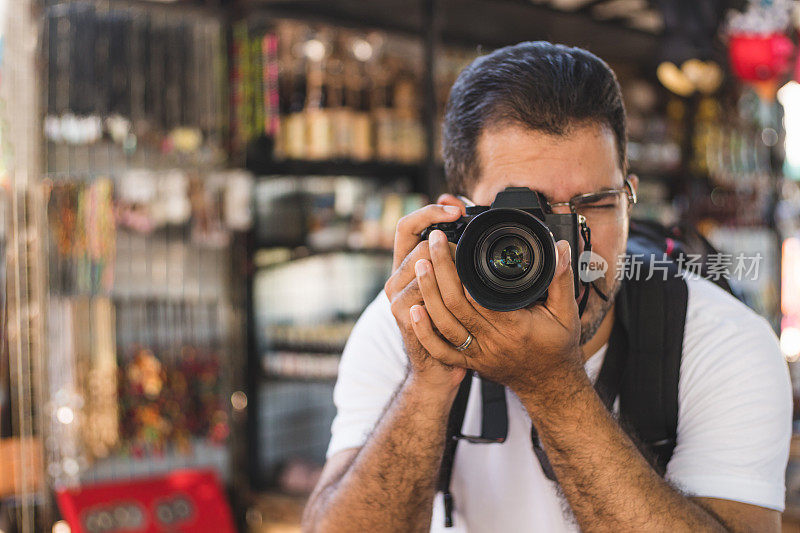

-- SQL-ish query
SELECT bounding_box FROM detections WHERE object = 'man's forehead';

[471,122,623,203]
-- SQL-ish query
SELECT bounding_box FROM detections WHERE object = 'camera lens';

[488,236,532,279]
[454,207,558,311]
[475,224,544,292]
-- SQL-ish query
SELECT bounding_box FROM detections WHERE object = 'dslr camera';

[421,187,581,311]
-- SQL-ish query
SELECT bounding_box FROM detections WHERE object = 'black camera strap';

[437,373,508,527]
[577,218,609,316]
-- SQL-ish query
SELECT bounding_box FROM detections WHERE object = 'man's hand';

[305,196,480,533]
[384,195,469,391]
[409,228,583,397]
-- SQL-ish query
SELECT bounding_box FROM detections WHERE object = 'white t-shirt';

[327,276,792,532]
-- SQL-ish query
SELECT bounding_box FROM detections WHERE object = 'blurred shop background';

[1,0,800,531]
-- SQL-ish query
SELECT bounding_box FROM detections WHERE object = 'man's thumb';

[546,240,577,317]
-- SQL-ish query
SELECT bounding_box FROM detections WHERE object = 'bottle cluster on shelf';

[691,96,775,189]
[264,322,356,353]
[253,174,425,251]
[231,18,426,164]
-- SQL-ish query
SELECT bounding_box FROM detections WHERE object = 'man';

[302,42,792,532]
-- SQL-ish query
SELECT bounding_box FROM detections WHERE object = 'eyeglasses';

[548,178,637,224]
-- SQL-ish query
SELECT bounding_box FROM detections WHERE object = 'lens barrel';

[455,208,556,311]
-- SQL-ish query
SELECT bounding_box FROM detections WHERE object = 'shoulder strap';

[438,373,508,528]
[438,373,472,527]
[597,267,687,475]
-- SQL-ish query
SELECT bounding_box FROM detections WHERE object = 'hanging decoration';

[654,0,727,97]
[726,0,795,102]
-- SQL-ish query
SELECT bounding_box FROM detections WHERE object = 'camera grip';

[420,219,467,244]
[545,214,581,296]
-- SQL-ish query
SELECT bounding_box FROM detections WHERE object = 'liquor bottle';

[305,32,332,160]
[327,40,350,160]
[372,61,396,161]
[274,26,294,159]
[345,53,373,161]
[393,68,425,163]
[283,53,308,160]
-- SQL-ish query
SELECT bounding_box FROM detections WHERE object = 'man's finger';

[388,278,423,324]
[393,204,463,271]
[415,258,472,347]
[427,229,496,336]
[544,240,578,321]
[410,305,472,369]
[464,289,513,326]
[436,194,467,215]
[385,241,430,300]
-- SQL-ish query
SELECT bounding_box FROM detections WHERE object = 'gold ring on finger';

[454,333,473,352]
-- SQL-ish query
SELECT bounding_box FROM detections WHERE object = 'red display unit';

[56,469,236,533]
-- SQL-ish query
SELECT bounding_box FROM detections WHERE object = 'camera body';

[421,187,581,311]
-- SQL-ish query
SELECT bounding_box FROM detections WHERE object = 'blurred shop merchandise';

[253,175,425,252]
[43,3,227,164]
[690,97,774,193]
[249,174,422,491]
[725,0,795,102]
[39,1,251,494]
[433,45,482,163]
[655,1,725,98]
[232,19,426,164]
[44,171,245,485]
[56,469,236,533]
[0,438,44,498]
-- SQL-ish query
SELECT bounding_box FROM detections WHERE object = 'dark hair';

[442,41,627,195]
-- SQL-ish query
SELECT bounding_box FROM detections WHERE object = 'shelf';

[80,442,230,484]
[262,350,341,381]
[247,156,425,180]
[263,342,345,354]
[45,0,227,18]
[252,245,393,267]
[241,0,660,64]
[260,373,338,384]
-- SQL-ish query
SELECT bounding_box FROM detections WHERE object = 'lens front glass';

[476,224,544,293]
[488,236,532,279]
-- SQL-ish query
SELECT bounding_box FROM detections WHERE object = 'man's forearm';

[519,366,727,532]
[304,374,457,533]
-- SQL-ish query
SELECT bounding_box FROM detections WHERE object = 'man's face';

[468,122,633,346]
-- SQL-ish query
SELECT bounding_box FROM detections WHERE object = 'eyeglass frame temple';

[549,177,637,212]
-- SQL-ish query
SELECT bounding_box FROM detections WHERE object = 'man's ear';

[626,174,639,214]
